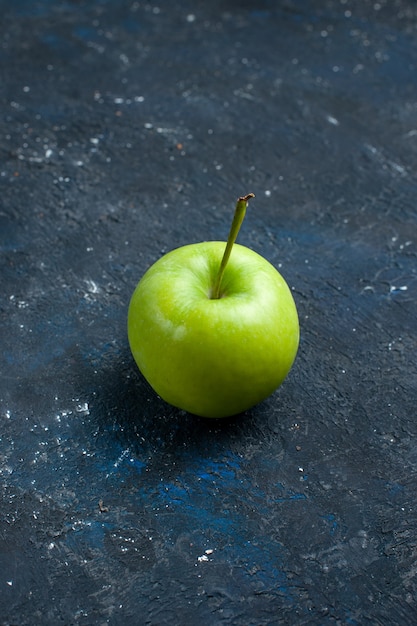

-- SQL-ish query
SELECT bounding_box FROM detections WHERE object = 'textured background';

[1,0,417,624]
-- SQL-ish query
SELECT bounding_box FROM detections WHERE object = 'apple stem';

[211,193,255,299]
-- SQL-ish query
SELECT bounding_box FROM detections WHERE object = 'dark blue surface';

[1,1,417,624]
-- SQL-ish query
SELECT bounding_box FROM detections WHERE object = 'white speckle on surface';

[399,241,413,250]
[326,115,339,126]
[85,279,100,294]
[111,448,130,471]
[76,402,90,415]
[198,554,209,562]
[233,88,255,101]
[10,101,23,110]
[265,190,271,196]
[75,402,90,415]
[186,14,196,23]
[391,162,406,174]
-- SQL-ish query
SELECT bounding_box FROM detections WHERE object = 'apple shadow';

[85,344,284,472]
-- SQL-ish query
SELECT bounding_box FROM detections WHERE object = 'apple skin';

[128,241,299,418]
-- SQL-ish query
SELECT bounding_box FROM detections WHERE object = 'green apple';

[128,194,299,418]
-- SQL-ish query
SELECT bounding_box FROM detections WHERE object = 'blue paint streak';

[386,481,404,497]
[65,519,111,553]
[250,10,271,19]
[321,513,338,535]
[274,482,307,503]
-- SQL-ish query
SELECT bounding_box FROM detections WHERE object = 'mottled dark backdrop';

[1,1,417,624]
